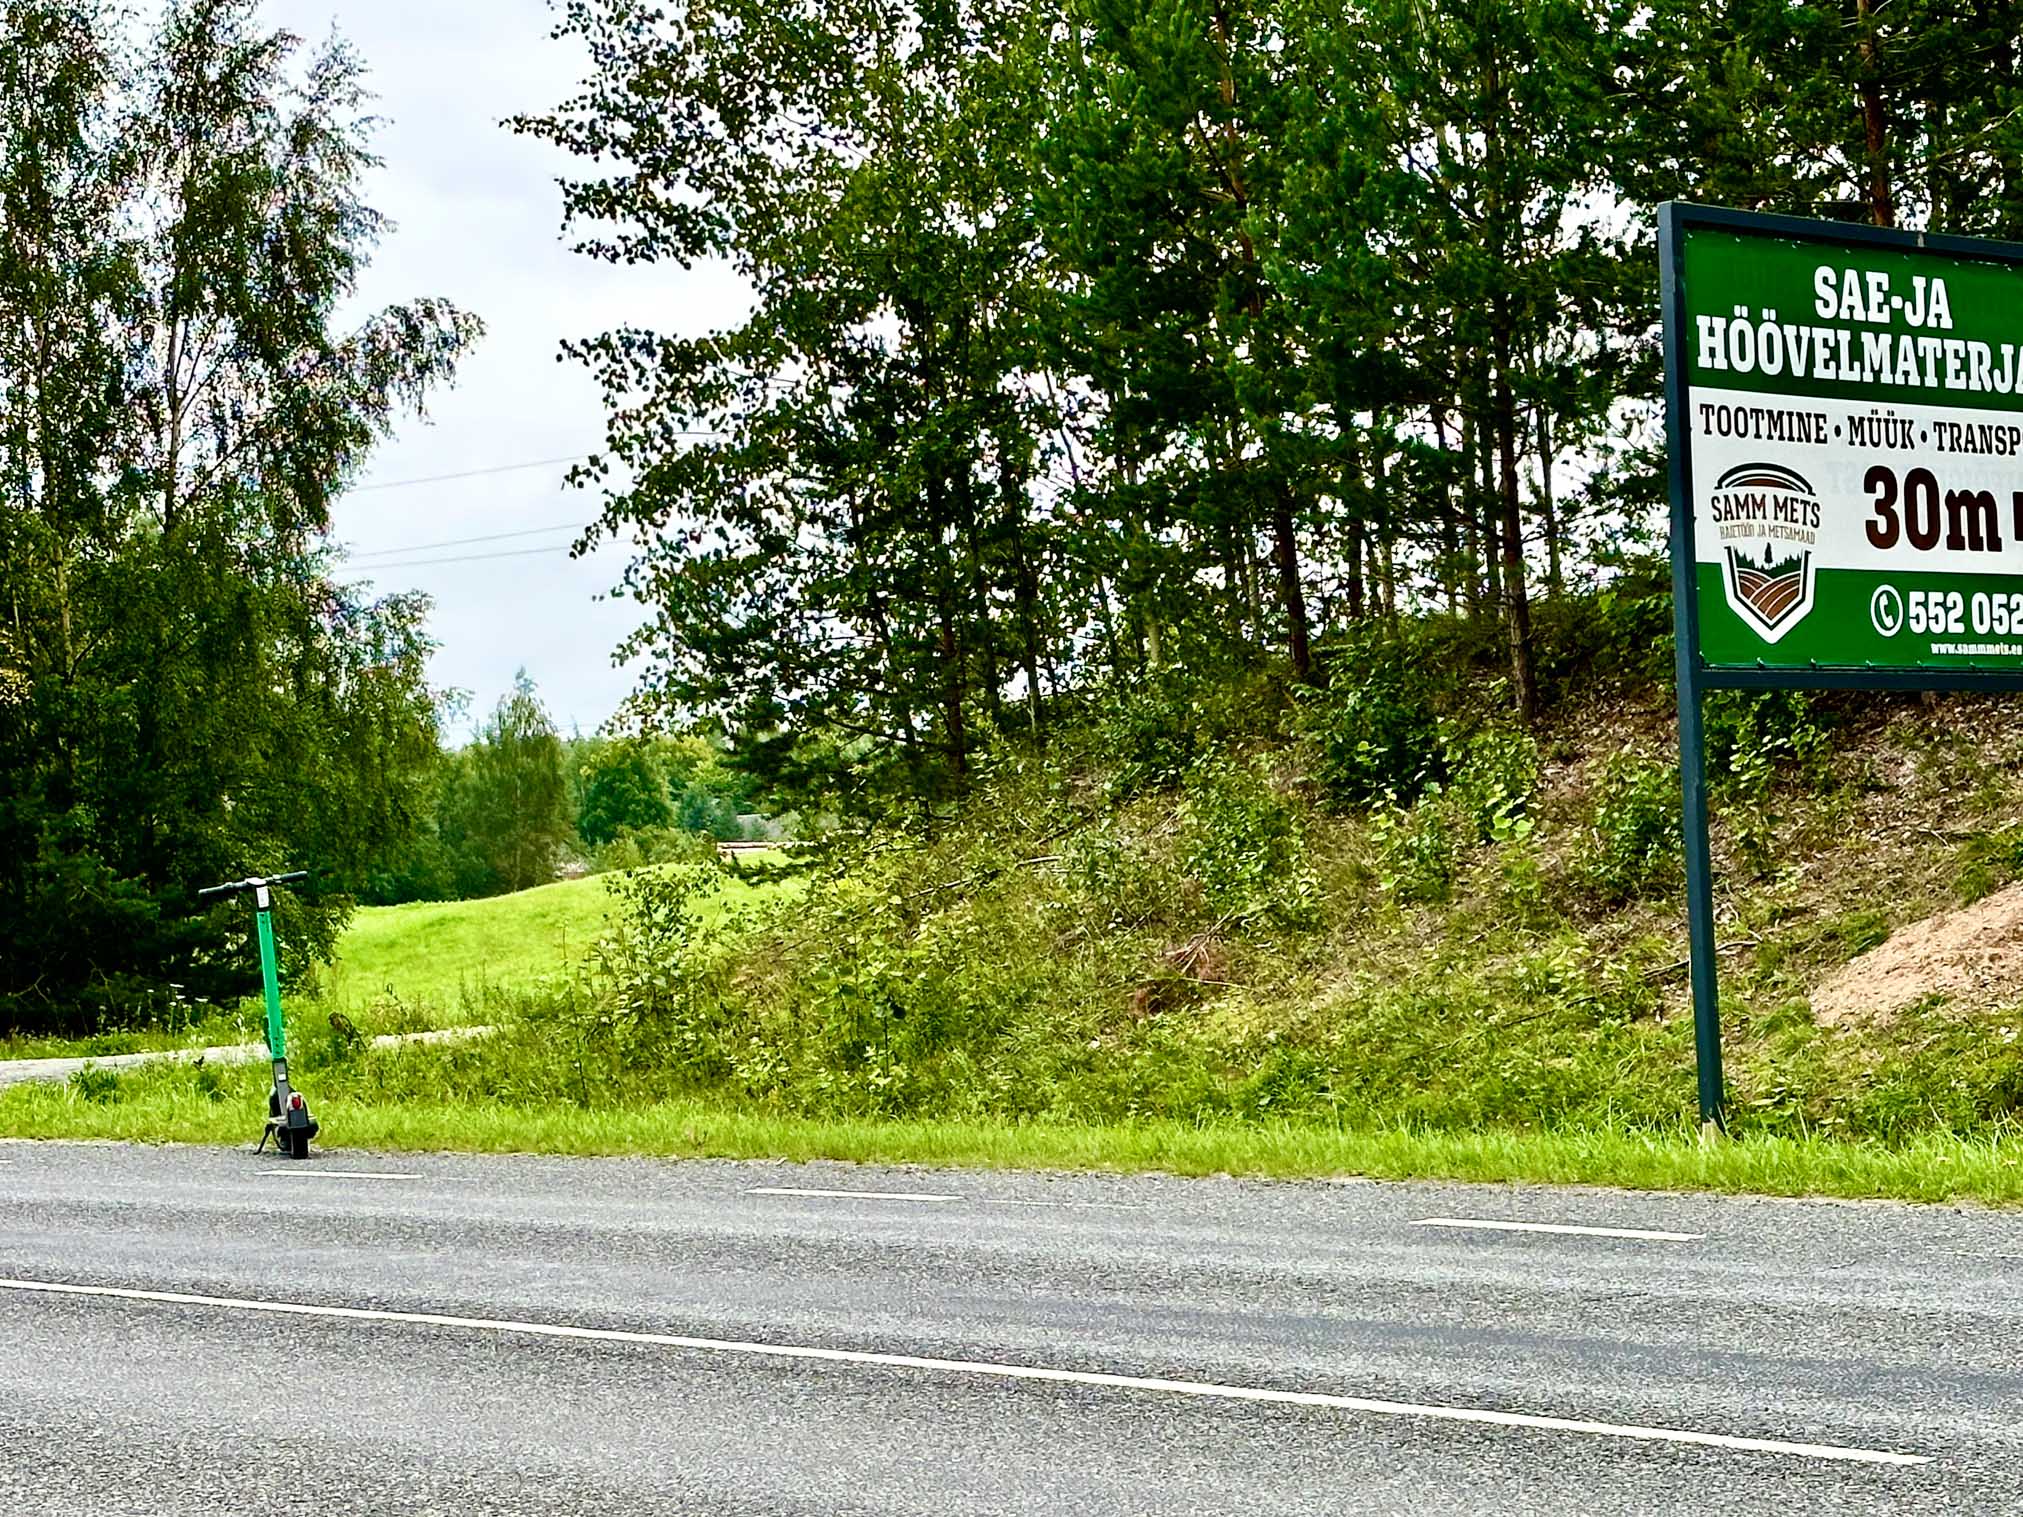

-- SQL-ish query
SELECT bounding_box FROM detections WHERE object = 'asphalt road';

[2,1141,2019,1514]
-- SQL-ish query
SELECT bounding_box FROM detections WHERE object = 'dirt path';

[0,1026,494,1090]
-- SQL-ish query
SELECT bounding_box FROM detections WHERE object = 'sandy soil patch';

[1812,880,2023,1025]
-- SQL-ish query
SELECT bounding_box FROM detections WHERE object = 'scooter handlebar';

[197,870,311,900]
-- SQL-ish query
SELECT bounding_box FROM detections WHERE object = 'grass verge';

[4,1076,2020,1206]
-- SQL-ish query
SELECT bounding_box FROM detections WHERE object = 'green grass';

[322,866,789,1017]
[0,864,791,1061]
[319,872,622,1015]
[4,1070,2021,1206]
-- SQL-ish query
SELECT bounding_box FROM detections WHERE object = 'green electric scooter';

[198,871,320,1159]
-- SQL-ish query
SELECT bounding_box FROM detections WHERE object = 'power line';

[336,543,585,574]
[347,434,724,495]
[348,456,591,492]
[341,519,590,560]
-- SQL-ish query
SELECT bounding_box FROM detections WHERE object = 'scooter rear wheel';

[286,1125,309,1160]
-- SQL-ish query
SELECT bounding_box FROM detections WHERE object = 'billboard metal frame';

[1661,201,2023,1130]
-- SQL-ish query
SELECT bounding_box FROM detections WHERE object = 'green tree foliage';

[520,0,2020,815]
[0,0,479,1032]
[576,739,673,847]
[454,672,571,895]
[514,0,1067,809]
[1629,1,2023,236]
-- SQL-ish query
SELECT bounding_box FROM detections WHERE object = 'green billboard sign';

[1661,204,2023,1133]
[1671,208,2023,674]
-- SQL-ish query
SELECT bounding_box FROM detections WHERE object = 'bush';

[1179,756,1316,925]
[1303,636,1445,810]
[588,825,717,874]
[1444,723,1540,843]
[1098,678,1208,800]
[1370,790,1458,903]
[1703,690,1833,873]
[1532,573,1675,694]
[1580,753,1681,902]
[1704,690,1832,785]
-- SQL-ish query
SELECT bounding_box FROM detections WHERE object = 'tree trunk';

[1536,409,1562,597]
[1006,495,1047,744]
[1371,425,1398,625]
[1432,406,1462,612]
[1459,410,1484,613]
[1380,531,1398,626]
[1220,521,1248,640]
[1344,513,1367,621]
[1492,300,1540,722]
[1475,395,1501,607]
[926,473,968,783]
[1094,573,1127,675]
[937,583,969,784]
[1855,0,1895,227]
[1240,528,1264,631]
[959,506,1001,731]
[1270,481,1315,682]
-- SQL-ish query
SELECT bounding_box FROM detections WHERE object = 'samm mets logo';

[1708,463,1823,643]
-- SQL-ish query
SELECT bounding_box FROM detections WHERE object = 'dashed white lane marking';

[747,1186,959,1202]
[257,1170,420,1181]
[979,1197,1150,1211]
[1413,1218,1704,1243]
[0,1278,1925,1466]
[750,1185,1145,1210]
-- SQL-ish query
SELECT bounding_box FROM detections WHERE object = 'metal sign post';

[1661,202,2023,1132]
[198,870,320,1158]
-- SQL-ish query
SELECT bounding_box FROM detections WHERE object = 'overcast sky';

[263,0,747,737]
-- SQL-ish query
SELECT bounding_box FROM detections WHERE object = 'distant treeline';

[362,672,780,907]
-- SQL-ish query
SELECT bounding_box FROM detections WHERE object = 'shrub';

[1180,756,1316,924]
[1445,723,1540,843]
[569,864,752,1090]
[1099,678,1208,799]
[1580,753,1681,902]
[588,825,717,875]
[1370,789,1458,903]
[1703,691,1833,872]
[1303,637,1444,809]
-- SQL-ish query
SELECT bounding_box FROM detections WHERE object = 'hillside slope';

[318,865,788,1020]
[500,642,2023,1144]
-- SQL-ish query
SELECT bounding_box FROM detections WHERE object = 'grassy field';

[0,863,790,1060]
[318,872,624,1016]
[4,1064,2022,1205]
[330,863,794,1018]
[19,655,2023,1210]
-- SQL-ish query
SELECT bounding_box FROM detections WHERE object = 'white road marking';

[1413,1217,1704,1243]
[257,1170,420,1181]
[980,1197,1150,1212]
[0,1278,1926,1466]
[747,1186,958,1202]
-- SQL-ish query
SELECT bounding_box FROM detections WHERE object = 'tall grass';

[6,1070,2022,1206]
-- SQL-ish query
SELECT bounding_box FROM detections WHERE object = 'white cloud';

[264,0,751,735]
